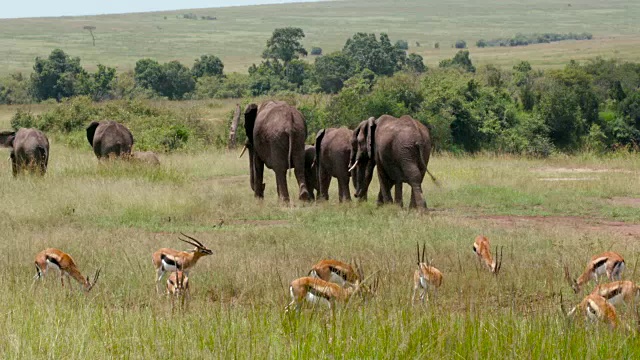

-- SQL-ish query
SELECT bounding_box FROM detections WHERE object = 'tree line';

[1,27,639,155]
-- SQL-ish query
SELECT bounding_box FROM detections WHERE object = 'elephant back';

[90,120,134,158]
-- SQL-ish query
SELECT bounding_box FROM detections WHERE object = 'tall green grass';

[0,145,639,358]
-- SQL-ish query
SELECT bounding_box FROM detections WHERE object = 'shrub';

[310,47,322,56]
[455,40,467,49]
[395,40,409,50]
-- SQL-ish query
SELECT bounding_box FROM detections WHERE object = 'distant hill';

[0,0,638,75]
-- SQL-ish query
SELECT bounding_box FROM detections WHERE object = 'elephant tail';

[287,129,293,178]
[416,142,439,185]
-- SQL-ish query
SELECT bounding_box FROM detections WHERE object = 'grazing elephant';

[314,127,354,202]
[132,151,160,166]
[243,101,310,202]
[304,145,317,200]
[350,115,436,208]
[86,120,134,159]
[0,128,49,176]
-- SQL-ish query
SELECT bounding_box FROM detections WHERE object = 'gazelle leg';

[155,268,165,294]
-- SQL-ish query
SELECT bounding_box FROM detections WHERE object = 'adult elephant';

[243,101,310,202]
[314,127,354,202]
[349,115,436,208]
[304,145,317,200]
[86,120,134,159]
[0,128,49,176]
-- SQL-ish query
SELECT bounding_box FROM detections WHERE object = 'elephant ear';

[366,117,376,158]
[86,121,100,146]
[243,104,258,146]
[0,131,16,148]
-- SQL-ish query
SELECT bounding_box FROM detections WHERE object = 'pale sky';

[2,0,319,19]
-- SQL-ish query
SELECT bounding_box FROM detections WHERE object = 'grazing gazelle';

[590,280,639,307]
[152,233,212,293]
[309,259,378,297]
[412,242,443,304]
[166,271,190,297]
[565,293,619,329]
[33,248,101,292]
[285,277,362,313]
[564,251,625,293]
[472,235,503,275]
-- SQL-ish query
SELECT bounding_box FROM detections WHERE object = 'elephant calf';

[304,145,317,200]
[132,151,160,166]
[315,127,354,202]
[86,120,134,159]
[0,128,49,176]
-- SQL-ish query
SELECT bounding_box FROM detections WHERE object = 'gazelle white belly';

[328,272,347,286]
[607,293,625,306]
[419,277,429,289]
[161,259,180,272]
[305,292,331,307]
[594,265,607,277]
[45,259,61,273]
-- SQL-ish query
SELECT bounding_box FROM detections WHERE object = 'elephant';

[314,127,354,202]
[304,145,317,200]
[86,120,134,159]
[349,115,436,209]
[0,128,49,176]
[132,151,160,166]
[243,101,310,202]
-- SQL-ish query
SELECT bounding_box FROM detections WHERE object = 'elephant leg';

[337,176,351,202]
[319,170,331,201]
[292,152,310,202]
[394,182,404,207]
[275,170,290,203]
[377,168,393,205]
[410,182,427,209]
[11,157,17,177]
[254,157,265,199]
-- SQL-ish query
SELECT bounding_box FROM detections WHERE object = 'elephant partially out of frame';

[350,115,436,209]
[243,101,311,202]
[0,128,49,176]
[314,127,354,202]
[86,120,134,159]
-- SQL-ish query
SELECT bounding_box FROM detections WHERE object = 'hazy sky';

[2,0,319,19]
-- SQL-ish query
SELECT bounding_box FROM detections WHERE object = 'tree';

[159,61,195,100]
[78,64,117,101]
[476,39,487,48]
[284,59,309,86]
[262,27,307,64]
[192,55,224,78]
[83,26,96,46]
[439,50,476,73]
[405,53,426,73]
[314,52,355,93]
[30,49,86,101]
[134,58,163,90]
[342,33,406,76]
[395,40,409,50]
[455,40,467,49]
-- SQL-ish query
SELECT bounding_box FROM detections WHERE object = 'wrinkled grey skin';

[350,115,435,208]
[304,145,317,200]
[244,101,310,202]
[132,151,160,165]
[86,120,134,159]
[315,127,354,202]
[0,128,49,176]
[349,117,377,201]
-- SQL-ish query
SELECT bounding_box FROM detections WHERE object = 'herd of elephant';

[1,100,436,208]
[0,120,159,175]
[244,101,436,208]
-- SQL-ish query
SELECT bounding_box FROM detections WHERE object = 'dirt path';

[476,214,640,237]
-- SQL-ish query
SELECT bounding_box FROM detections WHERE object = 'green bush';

[10,97,214,152]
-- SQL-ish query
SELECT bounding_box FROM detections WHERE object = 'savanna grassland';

[1,98,640,357]
[0,0,639,75]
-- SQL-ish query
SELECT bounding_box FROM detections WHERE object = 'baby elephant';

[131,151,160,166]
[0,128,50,176]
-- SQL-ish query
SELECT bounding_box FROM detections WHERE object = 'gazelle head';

[84,268,101,292]
[473,236,503,275]
[167,271,189,297]
[346,262,379,301]
[179,232,213,257]
[564,264,581,294]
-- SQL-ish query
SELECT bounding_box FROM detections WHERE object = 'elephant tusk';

[348,160,358,173]
[238,145,247,158]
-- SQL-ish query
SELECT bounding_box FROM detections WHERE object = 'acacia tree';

[262,27,307,65]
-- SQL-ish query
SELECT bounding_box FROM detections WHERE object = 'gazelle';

[564,293,619,329]
[564,251,625,293]
[166,271,190,297]
[152,232,212,293]
[33,248,101,292]
[472,235,503,275]
[590,280,640,307]
[286,277,362,313]
[412,242,443,303]
[309,259,378,297]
